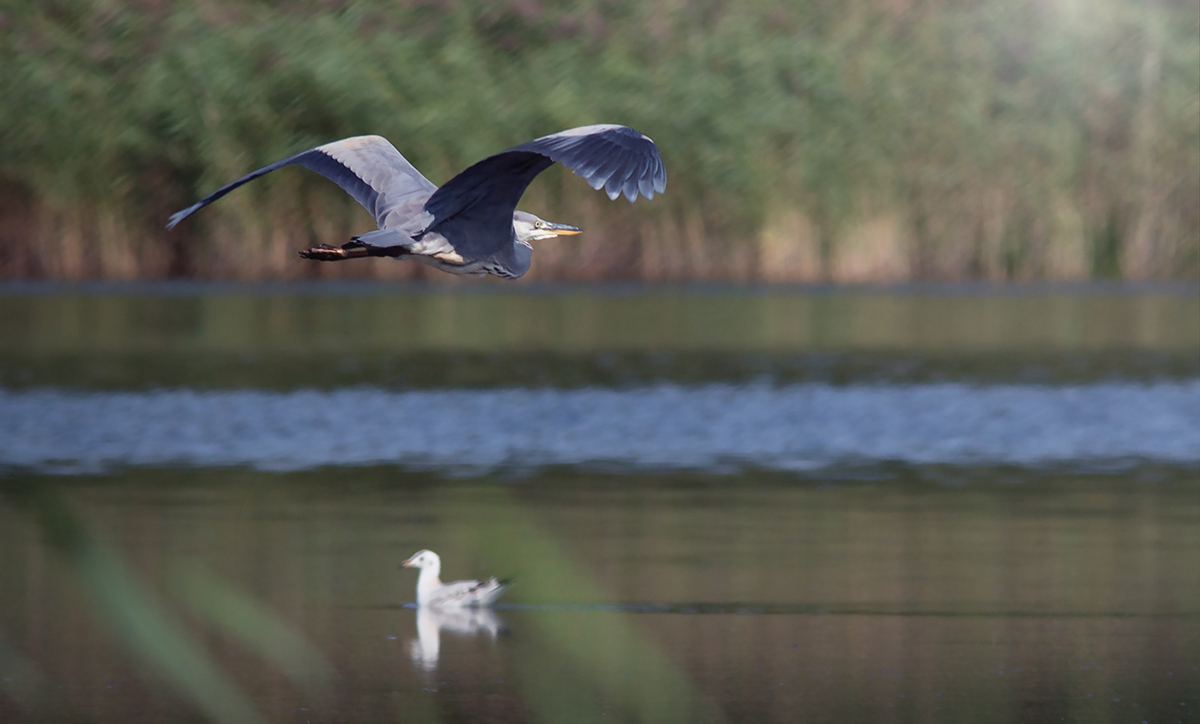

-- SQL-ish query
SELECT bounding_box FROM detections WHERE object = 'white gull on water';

[402,550,509,608]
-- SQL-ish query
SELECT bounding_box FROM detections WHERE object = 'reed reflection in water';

[2,284,1197,391]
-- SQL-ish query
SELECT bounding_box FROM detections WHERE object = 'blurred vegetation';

[0,477,333,723]
[0,0,1196,281]
[0,472,721,723]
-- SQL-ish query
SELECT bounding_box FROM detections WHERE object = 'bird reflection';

[409,606,506,672]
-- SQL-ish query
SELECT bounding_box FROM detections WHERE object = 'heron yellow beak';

[544,222,582,236]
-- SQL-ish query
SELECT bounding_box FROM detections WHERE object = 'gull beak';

[401,557,417,568]
[544,222,582,236]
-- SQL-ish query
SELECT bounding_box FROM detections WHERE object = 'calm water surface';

[0,284,1196,724]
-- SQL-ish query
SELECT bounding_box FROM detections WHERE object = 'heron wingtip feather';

[165,207,192,230]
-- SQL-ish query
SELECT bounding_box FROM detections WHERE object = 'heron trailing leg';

[298,243,372,261]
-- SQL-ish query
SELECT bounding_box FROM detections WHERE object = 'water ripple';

[1,382,1197,474]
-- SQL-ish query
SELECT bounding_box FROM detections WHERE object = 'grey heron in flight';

[166,124,666,279]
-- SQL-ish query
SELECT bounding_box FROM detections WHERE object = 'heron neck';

[498,235,532,278]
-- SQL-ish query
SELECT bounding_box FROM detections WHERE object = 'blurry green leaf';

[459,494,727,724]
[170,567,335,691]
[5,483,266,724]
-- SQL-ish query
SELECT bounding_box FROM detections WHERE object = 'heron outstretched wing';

[165,136,437,231]
[422,124,667,256]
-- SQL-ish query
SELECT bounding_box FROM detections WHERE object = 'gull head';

[402,549,441,570]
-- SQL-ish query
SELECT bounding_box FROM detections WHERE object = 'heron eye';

[534,221,543,228]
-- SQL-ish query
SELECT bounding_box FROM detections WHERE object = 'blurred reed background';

[0,0,1197,282]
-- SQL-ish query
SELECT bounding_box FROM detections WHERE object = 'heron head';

[513,210,582,243]
[402,549,440,570]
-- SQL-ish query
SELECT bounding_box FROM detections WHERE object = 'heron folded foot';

[299,244,370,262]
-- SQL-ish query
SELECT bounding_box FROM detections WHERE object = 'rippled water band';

[2,382,1197,474]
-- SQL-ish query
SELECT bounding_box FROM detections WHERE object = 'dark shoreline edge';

[1,279,1197,298]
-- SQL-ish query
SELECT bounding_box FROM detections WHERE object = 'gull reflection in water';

[410,606,506,672]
